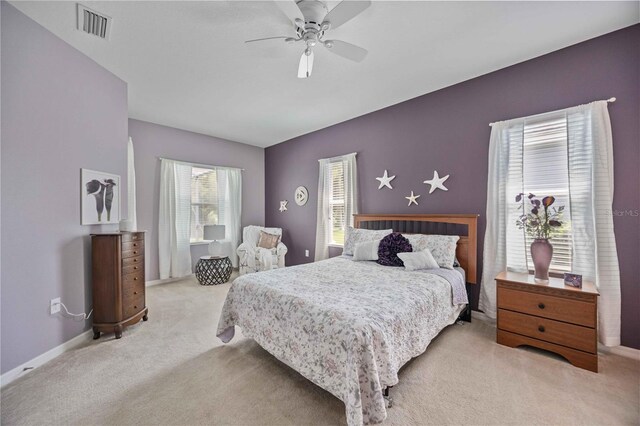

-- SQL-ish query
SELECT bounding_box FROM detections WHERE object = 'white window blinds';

[517,116,573,273]
[190,167,219,242]
[328,161,346,245]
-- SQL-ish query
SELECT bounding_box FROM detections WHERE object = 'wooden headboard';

[353,214,479,284]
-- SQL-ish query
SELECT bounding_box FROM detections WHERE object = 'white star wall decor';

[279,200,288,212]
[423,170,450,194]
[405,191,420,206]
[375,170,396,190]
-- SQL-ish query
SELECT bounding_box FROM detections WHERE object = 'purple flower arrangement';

[515,193,565,239]
[377,233,413,267]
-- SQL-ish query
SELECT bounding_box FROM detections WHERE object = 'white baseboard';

[472,310,496,324]
[599,344,640,360]
[1,329,93,388]
[146,274,194,287]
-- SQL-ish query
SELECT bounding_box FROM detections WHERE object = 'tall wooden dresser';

[91,232,148,339]
[496,271,599,372]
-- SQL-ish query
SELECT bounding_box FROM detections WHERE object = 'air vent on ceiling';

[77,4,111,40]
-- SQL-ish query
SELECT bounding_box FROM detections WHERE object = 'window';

[507,116,573,273]
[328,161,346,245]
[190,167,223,242]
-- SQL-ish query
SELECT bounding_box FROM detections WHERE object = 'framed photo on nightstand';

[564,273,583,288]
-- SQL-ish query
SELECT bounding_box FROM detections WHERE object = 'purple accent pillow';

[377,233,413,267]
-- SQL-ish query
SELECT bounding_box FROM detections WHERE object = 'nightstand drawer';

[499,309,596,353]
[498,287,596,327]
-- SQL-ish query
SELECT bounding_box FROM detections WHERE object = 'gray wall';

[265,25,640,349]
[1,3,129,373]
[128,119,265,281]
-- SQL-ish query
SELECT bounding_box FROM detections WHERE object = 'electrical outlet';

[305,250,309,257]
[50,298,61,315]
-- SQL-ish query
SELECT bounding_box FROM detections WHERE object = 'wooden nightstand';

[496,271,599,372]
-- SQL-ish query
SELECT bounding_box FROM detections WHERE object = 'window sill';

[190,241,212,246]
[328,244,344,249]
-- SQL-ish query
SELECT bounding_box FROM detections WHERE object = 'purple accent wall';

[1,3,129,373]
[128,119,265,280]
[265,25,640,349]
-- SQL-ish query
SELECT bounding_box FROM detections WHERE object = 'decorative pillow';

[352,240,381,261]
[406,234,459,269]
[343,227,393,256]
[377,233,413,267]
[257,231,280,249]
[397,249,440,271]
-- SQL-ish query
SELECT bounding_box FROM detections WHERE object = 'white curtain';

[480,101,620,346]
[221,168,242,267]
[158,159,193,279]
[567,101,620,346]
[479,121,526,318]
[127,137,138,230]
[314,153,358,261]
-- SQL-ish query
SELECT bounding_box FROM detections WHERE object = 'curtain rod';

[157,157,244,171]
[489,97,616,127]
[318,152,358,162]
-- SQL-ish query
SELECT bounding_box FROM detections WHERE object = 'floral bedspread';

[216,256,467,425]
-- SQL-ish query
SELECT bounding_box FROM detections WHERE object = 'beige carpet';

[2,275,638,426]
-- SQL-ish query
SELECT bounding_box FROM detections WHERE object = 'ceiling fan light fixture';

[324,40,334,48]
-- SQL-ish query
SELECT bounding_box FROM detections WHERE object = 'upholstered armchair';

[237,226,287,275]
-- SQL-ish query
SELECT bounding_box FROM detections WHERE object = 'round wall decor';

[294,186,309,206]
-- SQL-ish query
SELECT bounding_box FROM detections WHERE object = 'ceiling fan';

[246,0,371,78]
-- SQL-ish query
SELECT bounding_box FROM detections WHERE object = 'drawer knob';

[538,325,545,333]
[134,291,138,295]
[134,266,138,270]
[133,243,137,247]
[134,259,137,262]
[133,277,137,281]
[538,303,545,309]
[133,251,138,255]
[134,305,137,309]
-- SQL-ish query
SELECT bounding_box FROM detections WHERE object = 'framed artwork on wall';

[81,169,120,225]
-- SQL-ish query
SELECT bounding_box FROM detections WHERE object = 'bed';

[217,214,478,425]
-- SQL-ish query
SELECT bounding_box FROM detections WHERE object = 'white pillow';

[397,249,440,271]
[352,240,380,261]
[406,234,459,269]
[343,227,393,256]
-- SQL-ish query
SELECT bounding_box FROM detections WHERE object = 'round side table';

[195,256,232,285]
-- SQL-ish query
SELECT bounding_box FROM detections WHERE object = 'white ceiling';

[10,1,639,147]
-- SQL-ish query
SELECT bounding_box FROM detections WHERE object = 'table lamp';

[204,224,226,257]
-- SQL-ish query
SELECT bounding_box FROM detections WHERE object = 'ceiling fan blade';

[298,50,314,79]
[324,0,371,29]
[245,36,292,43]
[273,0,303,22]
[324,40,367,62]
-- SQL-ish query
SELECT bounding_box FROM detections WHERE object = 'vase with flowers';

[515,193,565,282]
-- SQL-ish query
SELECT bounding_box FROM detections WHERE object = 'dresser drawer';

[499,309,596,353]
[123,279,145,301]
[123,263,143,276]
[498,287,596,327]
[123,293,145,319]
[122,240,144,252]
[122,247,144,259]
[121,232,144,242]
[122,255,143,268]
[123,270,144,287]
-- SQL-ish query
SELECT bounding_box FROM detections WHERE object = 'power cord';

[54,302,93,321]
